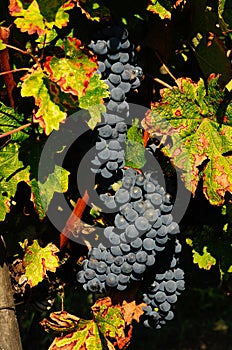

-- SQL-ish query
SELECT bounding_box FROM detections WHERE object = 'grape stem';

[152,77,173,89]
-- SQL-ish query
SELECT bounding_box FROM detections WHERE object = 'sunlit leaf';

[21,68,67,135]
[22,239,59,287]
[0,143,30,221]
[147,0,172,19]
[41,297,127,350]
[31,165,70,219]
[9,0,75,35]
[125,118,146,169]
[79,73,110,129]
[44,37,98,97]
[142,76,232,205]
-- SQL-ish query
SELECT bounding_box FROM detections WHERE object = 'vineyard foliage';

[0,0,232,349]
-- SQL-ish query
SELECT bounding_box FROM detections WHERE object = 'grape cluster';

[76,24,185,331]
[77,169,180,293]
[142,239,185,329]
[89,25,143,178]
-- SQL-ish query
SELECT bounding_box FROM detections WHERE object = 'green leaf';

[0,102,30,141]
[0,143,30,221]
[0,39,6,50]
[9,0,74,35]
[9,0,46,35]
[147,0,172,19]
[142,76,232,205]
[193,246,216,270]
[44,37,98,98]
[21,68,67,135]
[31,165,70,219]
[22,239,59,287]
[125,119,146,169]
[79,74,110,129]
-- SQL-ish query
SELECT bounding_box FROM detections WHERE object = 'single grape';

[126,252,136,264]
[165,280,177,293]
[98,125,112,138]
[130,237,142,249]
[115,188,130,204]
[165,271,174,280]
[105,273,118,287]
[143,238,156,251]
[111,87,125,102]
[136,251,148,263]
[119,52,129,63]
[84,269,96,280]
[156,225,167,237]
[110,246,123,256]
[92,40,108,55]
[117,101,129,114]
[109,73,121,85]
[111,61,124,74]
[167,222,180,235]
[104,252,115,264]
[110,263,121,274]
[125,224,139,240]
[107,100,118,112]
[121,39,130,49]
[101,168,113,178]
[115,214,128,229]
[108,140,121,150]
[144,181,156,193]
[133,262,146,274]
[87,278,101,292]
[121,262,133,274]
[133,200,145,214]
[176,280,185,291]
[77,270,85,283]
[166,294,178,304]
[135,216,149,232]
[155,291,166,303]
[146,255,156,266]
[106,162,118,172]
[96,261,107,274]
[124,209,138,222]
[120,243,131,253]
[165,311,174,321]
[116,122,127,133]
[130,186,143,199]
[96,139,106,151]
[118,82,131,93]
[150,193,163,206]
[114,256,124,266]
[107,37,121,51]
[109,232,120,245]
[143,208,160,223]
[119,274,130,284]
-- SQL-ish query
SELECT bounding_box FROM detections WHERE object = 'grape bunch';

[76,24,185,331]
[77,169,180,293]
[89,24,143,178]
[142,267,185,329]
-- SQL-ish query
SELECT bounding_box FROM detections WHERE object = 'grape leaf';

[125,118,146,169]
[120,300,146,325]
[9,0,75,35]
[186,238,216,270]
[41,298,126,350]
[0,101,30,141]
[79,74,110,129]
[147,0,172,19]
[43,37,98,97]
[22,239,59,287]
[21,68,67,135]
[0,143,30,221]
[31,165,70,219]
[142,76,232,205]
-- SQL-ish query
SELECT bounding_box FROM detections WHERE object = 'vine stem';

[152,77,173,89]
[0,122,32,139]
[0,68,30,76]
[4,43,38,63]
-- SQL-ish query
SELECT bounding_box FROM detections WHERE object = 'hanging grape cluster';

[77,24,185,330]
